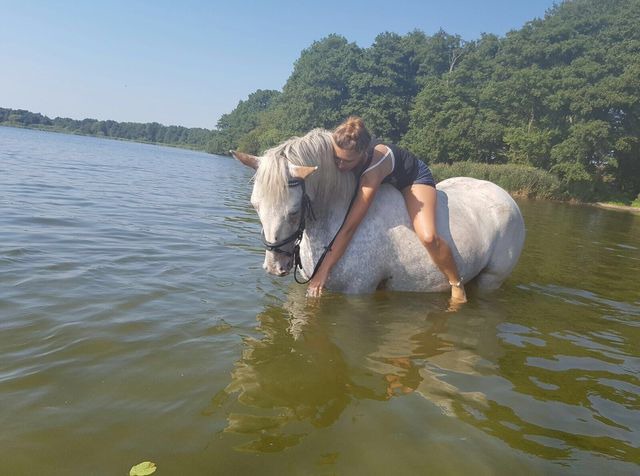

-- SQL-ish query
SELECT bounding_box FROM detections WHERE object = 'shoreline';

[0,123,214,155]
[593,202,640,214]
[513,194,640,215]
[3,124,639,214]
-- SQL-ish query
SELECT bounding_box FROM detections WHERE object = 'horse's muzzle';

[263,252,293,276]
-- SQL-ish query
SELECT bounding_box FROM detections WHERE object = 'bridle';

[261,178,316,283]
[261,175,360,285]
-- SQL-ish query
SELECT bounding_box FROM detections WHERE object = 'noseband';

[261,179,316,282]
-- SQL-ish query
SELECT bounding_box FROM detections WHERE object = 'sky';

[1,0,560,129]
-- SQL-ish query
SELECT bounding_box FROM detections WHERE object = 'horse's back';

[328,177,525,293]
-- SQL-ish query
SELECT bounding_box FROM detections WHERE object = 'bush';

[430,162,564,199]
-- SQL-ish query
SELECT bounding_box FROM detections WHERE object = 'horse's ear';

[288,164,318,180]
[231,150,260,170]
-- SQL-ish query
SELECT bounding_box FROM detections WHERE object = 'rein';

[293,183,359,284]
[261,176,360,285]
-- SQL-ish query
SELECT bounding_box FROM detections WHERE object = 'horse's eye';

[287,210,300,223]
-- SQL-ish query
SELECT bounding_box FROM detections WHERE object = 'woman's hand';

[306,270,329,298]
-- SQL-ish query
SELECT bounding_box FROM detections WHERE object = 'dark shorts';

[413,160,436,188]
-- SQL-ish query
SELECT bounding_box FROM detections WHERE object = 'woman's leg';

[402,184,467,302]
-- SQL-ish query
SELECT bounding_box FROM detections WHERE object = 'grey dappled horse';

[234,129,525,294]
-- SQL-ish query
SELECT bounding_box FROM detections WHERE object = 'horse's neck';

[304,196,351,251]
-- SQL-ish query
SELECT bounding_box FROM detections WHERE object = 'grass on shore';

[431,162,564,200]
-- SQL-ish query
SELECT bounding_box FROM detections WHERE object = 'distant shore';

[0,123,212,154]
[3,124,640,215]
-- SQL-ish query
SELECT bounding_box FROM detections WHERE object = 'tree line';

[3,0,638,201]
[215,0,639,200]
[0,108,213,150]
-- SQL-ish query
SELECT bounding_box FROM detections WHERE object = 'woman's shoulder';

[371,142,392,159]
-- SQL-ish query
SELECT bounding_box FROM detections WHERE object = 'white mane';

[254,129,356,209]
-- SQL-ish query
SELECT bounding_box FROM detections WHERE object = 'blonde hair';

[254,129,356,209]
[332,116,371,154]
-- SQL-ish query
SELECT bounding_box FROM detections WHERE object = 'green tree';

[209,89,280,154]
[268,35,363,135]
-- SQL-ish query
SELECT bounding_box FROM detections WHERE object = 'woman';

[307,117,467,303]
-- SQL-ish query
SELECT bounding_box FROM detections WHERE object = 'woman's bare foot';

[447,283,467,312]
[451,284,467,303]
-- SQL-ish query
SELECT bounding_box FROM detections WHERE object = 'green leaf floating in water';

[130,461,157,476]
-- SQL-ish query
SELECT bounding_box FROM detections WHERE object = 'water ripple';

[2,127,639,475]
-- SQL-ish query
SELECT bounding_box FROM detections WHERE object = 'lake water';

[1,126,639,475]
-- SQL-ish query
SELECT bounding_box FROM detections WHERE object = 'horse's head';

[232,130,355,278]
[233,150,318,276]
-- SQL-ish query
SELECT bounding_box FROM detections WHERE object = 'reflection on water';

[1,127,639,475]
[208,280,639,473]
